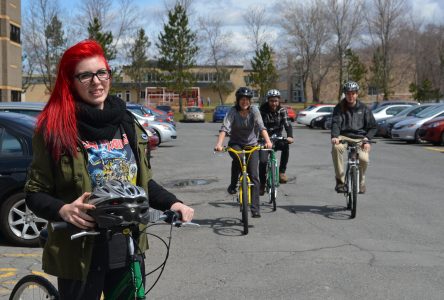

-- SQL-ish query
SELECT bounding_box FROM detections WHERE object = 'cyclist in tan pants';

[331,81,376,194]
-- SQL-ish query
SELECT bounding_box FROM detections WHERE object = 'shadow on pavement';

[278,205,351,220]
[191,217,249,236]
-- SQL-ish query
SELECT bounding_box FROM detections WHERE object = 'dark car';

[311,113,332,129]
[0,112,47,246]
[156,105,174,117]
[212,105,231,122]
[418,116,444,145]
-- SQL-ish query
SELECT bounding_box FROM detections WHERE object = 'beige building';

[0,0,22,102]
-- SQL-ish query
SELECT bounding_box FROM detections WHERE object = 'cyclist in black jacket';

[331,81,377,194]
[259,89,294,195]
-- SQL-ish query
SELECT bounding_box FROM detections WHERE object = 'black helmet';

[342,81,360,93]
[88,180,150,228]
[235,87,253,100]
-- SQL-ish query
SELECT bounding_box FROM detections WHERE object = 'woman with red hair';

[25,40,194,299]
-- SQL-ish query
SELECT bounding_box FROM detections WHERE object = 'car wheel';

[414,129,423,144]
[0,192,47,246]
[441,131,444,146]
[309,119,315,128]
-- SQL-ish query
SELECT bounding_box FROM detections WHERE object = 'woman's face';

[73,56,110,109]
[238,97,251,111]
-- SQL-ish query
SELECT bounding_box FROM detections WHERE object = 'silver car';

[391,104,444,143]
[129,111,177,145]
[183,106,205,122]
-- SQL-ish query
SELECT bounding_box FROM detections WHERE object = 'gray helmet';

[266,89,281,99]
[342,81,360,93]
[88,180,150,228]
[235,87,253,100]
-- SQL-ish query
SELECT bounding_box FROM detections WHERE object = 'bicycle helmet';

[342,81,360,93]
[266,89,281,99]
[88,180,150,228]
[235,87,253,100]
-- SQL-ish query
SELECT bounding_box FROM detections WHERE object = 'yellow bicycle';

[225,145,261,235]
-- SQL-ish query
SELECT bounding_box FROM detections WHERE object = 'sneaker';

[259,184,265,196]
[279,173,288,183]
[359,184,366,194]
[251,211,261,218]
[227,185,237,195]
[335,178,346,193]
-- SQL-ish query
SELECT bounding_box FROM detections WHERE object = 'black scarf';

[76,95,134,141]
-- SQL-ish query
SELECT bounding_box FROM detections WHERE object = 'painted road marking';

[0,268,16,278]
[424,147,444,153]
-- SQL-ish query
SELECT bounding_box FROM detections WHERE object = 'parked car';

[126,103,155,122]
[369,100,419,111]
[391,104,444,143]
[311,113,332,129]
[183,106,205,122]
[372,104,414,121]
[130,111,177,145]
[142,106,176,126]
[376,104,436,137]
[418,116,444,145]
[156,105,174,117]
[212,105,231,122]
[283,105,296,122]
[0,102,46,117]
[296,104,335,127]
[0,112,48,246]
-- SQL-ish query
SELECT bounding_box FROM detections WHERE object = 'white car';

[129,111,177,145]
[372,104,414,121]
[296,104,335,127]
[391,104,444,143]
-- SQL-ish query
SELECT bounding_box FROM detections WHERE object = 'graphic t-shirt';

[82,128,138,188]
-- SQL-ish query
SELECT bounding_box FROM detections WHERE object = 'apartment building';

[0,0,21,102]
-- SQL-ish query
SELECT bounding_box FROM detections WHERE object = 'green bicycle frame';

[267,149,280,190]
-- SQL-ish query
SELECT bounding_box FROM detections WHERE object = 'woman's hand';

[58,192,96,229]
[214,144,224,152]
[287,137,294,144]
[170,202,194,222]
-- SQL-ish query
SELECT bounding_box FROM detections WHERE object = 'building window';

[140,91,146,100]
[368,85,378,96]
[10,24,21,44]
[11,91,21,102]
[125,91,131,102]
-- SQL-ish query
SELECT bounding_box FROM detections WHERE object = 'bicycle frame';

[343,141,360,219]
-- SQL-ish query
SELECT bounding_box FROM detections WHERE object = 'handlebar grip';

[50,221,70,231]
[162,210,182,224]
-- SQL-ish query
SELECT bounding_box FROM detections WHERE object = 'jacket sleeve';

[281,108,293,138]
[25,132,66,220]
[148,179,182,211]
[331,105,342,138]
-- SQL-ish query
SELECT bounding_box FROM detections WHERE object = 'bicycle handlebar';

[50,209,199,240]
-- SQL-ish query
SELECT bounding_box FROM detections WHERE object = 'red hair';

[36,40,110,160]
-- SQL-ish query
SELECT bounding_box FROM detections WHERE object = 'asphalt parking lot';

[1,122,443,299]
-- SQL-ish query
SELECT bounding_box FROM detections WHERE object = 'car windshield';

[127,107,145,116]
[372,106,387,113]
[304,105,317,111]
[186,107,202,112]
[410,105,433,116]
[416,105,444,118]
[216,106,230,112]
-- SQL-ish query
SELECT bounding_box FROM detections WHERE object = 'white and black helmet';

[342,81,360,93]
[266,89,281,99]
[88,180,150,228]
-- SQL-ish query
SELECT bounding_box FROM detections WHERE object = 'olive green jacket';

[25,121,152,281]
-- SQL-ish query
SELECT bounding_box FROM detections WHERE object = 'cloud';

[410,0,444,23]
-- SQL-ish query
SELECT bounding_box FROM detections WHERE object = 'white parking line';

[424,147,444,153]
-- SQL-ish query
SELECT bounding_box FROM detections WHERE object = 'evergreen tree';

[250,42,278,103]
[156,3,198,112]
[127,28,151,103]
[409,79,442,102]
[88,17,116,62]
[344,49,367,99]
[44,15,66,92]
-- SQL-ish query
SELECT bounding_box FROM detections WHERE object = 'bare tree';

[366,0,409,100]
[23,0,66,93]
[244,6,270,53]
[280,0,332,102]
[198,17,237,104]
[324,0,364,101]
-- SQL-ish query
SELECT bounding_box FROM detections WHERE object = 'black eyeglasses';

[74,69,111,84]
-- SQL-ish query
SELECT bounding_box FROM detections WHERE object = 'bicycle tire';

[241,176,249,235]
[9,274,59,300]
[269,161,277,211]
[350,167,358,219]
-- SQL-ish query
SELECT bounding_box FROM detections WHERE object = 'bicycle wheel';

[350,167,358,219]
[10,274,59,300]
[269,161,277,211]
[240,176,249,235]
